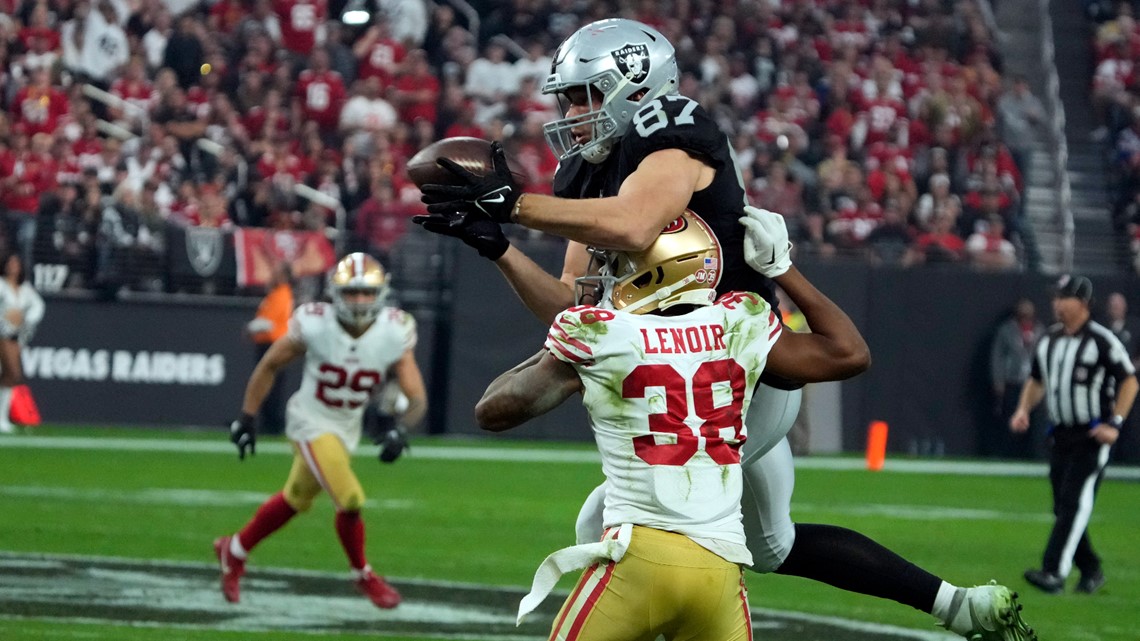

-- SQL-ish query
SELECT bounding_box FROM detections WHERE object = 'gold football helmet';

[577,210,722,314]
[329,253,390,327]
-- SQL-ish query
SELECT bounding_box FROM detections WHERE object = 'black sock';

[775,523,942,613]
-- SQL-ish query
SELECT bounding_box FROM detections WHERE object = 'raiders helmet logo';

[611,43,650,83]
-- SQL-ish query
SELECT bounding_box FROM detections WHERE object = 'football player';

[215,252,425,609]
[476,210,868,640]
[417,18,1035,641]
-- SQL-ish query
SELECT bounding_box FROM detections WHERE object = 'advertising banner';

[233,228,337,287]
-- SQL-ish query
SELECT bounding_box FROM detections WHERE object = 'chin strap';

[621,274,713,314]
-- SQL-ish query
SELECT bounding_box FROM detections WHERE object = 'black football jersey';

[553,94,775,307]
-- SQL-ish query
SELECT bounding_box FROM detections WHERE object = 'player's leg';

[299,432,401,608]
[212,447,313,602]
[742,386,1036,639]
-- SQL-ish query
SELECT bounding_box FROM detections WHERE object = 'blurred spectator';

[274,0,327,57]
[340,77,398,135]
[245,259,293,434]
[988,297,1045,458]
[354,18,405,88]
[294,48,347,139]
[997,75,1046,176]
[379,0,428,48]
[464,41,517,125]
[864,199,914,267]
[389,49,439,127]
[965,215,1018,271]
[905,213,965,266]
[164,14,208,90]
[353,177,412,265]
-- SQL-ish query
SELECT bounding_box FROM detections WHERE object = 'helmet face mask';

[542,18,679,164]
[576,211,722,315]
[329,253,389,329]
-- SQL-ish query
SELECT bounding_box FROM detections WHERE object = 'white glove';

[739,205,792,278]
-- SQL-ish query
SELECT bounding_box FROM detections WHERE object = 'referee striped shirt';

[1031,320,1137,427]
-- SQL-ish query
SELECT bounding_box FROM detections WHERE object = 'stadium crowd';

[1087,0,1140,273]
[0,0,1030,294]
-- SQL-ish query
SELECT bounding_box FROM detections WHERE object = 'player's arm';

[241,335,304,415]
[490,241,586,326]
[391,348,427,430]
[764,266,871,383]
[515,149,712,251]
[475,349,582,432]
[229,335,305,460]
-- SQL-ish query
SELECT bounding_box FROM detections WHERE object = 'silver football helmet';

[329,252,390,328]
[542,18,679,164]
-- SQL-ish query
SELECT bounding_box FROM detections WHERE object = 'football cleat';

[948,581,1038,641]
[1076,569,1105,594]
[355,567,401,609]
[1023,568,1064,594]
[213,536,246,603]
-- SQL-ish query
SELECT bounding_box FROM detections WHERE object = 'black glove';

[229,413,256,460]
[378,426,409,464]
[412,210,510,260]
[420,141,521,224]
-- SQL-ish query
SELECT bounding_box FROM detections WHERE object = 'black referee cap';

[1054,275,1092,302]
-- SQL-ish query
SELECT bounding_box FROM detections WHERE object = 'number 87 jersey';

[544,293,781,562]
[285,301,417,451]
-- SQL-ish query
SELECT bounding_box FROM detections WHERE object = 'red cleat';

[355,567,401,609]
[213,536,245,603]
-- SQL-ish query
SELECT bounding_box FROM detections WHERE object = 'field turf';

[0,425,1137,641]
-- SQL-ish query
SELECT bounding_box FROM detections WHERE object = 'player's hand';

[378,426,409,464]
[739,205,792,278]
[420,141,521,224]
[412,210,510,260]
[229,413,256,460]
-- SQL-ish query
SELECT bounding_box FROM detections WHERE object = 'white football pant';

[574,383,802,573]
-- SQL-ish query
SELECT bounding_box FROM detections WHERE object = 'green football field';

[0,426,1137,641]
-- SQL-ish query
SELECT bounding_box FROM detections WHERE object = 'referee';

[1010,275,1138,595]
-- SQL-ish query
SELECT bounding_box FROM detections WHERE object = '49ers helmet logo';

[661,216,688,234]
[611,43,650,83]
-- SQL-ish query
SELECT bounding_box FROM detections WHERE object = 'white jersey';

[0,279,45,343]
[545,292,782,565]
[284,301,416,451]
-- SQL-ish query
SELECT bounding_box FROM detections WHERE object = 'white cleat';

[947,581,1037,641]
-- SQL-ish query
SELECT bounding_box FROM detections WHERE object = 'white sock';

[352,564,373,580]
[229,535,248,560]
[0,387,13,432]
[931,581,972,633]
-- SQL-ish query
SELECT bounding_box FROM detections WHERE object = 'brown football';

[406,137,496,188]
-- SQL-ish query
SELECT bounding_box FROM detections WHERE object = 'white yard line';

[1,434,1138,479]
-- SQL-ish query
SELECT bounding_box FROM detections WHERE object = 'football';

[406,137,496,189]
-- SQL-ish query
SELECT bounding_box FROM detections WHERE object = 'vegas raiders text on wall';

[23,347,226,385]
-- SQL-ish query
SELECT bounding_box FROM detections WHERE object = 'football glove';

[412,210,509,260]
[229,413,256,460]
[420,141,521,224]
[378,426,409,464]
[739,205,793,278]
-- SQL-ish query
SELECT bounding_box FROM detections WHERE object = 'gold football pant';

[549,526,751,641]
[282,432,366,513]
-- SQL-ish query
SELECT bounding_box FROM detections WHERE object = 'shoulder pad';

[622,95,726,168]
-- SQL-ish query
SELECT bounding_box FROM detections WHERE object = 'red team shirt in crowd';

[12,86,68,136]
[295,69,346,132]
[274,0,326,55]
[2,149,58,213]
[358,37,405,87]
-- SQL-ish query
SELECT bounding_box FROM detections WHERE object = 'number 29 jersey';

[544,293,782,564]
[285,301,417,451]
